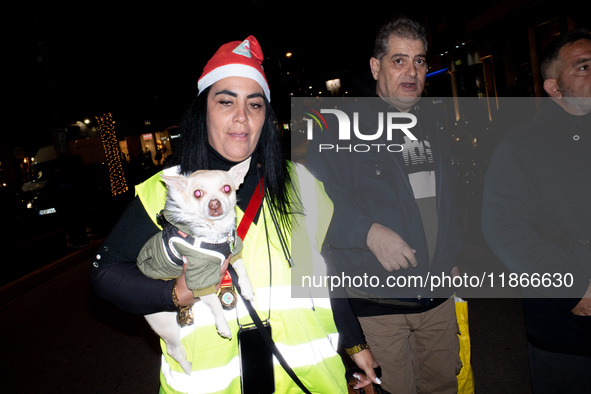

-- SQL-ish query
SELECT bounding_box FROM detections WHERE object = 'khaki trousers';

[358,297,461,394]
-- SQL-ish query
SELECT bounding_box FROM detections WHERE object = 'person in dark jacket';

[482,29,591,394]
[305,17,464,393]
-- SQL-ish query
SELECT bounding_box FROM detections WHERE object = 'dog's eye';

[223,185,231,193]
[194,190,203,198]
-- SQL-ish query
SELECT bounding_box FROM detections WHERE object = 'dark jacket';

[304,96,464,345]
[482,100,591,356]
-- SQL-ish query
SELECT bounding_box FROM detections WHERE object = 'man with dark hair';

[482,29,591,393]
[306,17,464,393]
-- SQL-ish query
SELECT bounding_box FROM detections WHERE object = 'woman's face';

[206,76,266,162]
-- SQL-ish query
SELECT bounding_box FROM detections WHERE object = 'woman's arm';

[90,197,177,314]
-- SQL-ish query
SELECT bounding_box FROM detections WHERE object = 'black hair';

[168,87,293,229]
[373,17,428,60]
[540,29,591,80]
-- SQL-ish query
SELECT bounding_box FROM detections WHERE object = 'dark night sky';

[21,1,435,129]
[28,3,361,99]
[8,0,582,151]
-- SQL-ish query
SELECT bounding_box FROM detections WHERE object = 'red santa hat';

[197,35,270,101]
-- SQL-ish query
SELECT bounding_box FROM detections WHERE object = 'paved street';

[0,239,161,393]
[1,239,531,393]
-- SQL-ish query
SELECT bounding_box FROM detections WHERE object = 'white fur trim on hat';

[197,64,271,101]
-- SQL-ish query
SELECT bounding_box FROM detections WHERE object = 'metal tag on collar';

[219,270,237,310]
[227,228,236,254]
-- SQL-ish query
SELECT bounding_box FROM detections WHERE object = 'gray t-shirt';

[401,135,438,264]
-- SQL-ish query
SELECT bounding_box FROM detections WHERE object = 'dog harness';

[157,211,236,267]
[137,211,243,297]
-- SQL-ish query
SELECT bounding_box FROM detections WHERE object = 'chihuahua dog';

[138,158,254,374]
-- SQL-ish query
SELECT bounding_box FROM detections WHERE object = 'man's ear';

[543,78,562,98]
[369,57,380,80]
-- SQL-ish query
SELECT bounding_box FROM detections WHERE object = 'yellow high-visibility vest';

[135,162,347,394]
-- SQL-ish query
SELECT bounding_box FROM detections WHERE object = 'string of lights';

[96,113,128,197]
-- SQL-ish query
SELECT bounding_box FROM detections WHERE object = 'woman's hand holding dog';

[367,223,417,271]
[175,256,232,306]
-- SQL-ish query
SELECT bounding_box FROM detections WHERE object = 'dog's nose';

[209,199,221,211]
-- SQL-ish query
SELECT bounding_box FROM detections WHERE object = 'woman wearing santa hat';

[90,35,348,393]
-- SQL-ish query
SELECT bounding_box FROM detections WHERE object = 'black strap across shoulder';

[227,265,312,394]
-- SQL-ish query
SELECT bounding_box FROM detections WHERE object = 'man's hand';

[350,349,382,389]
[572,283,591,316]
[367,223,417,271]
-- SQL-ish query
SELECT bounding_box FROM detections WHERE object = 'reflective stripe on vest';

[135,163,347,394]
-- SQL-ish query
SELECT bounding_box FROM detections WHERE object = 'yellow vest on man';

[135,163,347,394]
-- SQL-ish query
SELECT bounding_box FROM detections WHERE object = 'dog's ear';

[161,173,187,192]
[228,157,251,189]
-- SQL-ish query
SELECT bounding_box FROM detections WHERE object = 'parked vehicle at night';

[19,145,61,222]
